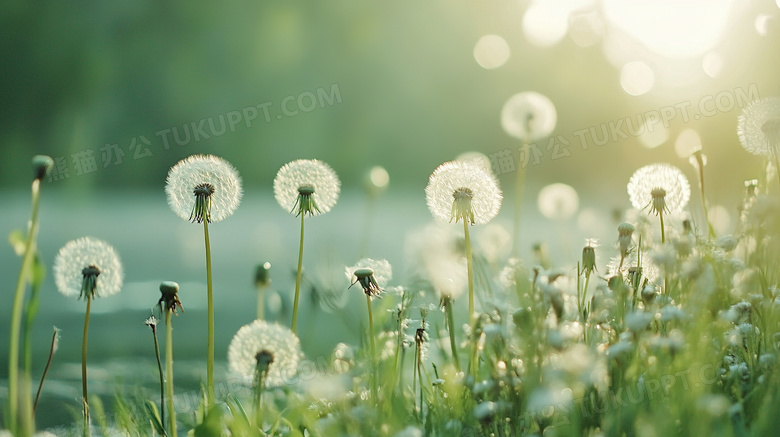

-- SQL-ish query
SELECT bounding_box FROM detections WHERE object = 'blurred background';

[2,0,780,429]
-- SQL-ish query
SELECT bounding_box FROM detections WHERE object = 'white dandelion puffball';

[501,91,557,141]
[345,258,393,287]
[165,154,243,223]
[274,159,341,215]
[737,98,780,158]
[425,161,502,225]
[54,237,123,298]
[537,183,579,220]
[627,163,691,213]
[228,320,303,388]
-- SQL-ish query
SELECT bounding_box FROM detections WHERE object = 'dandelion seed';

[425,161,502,225]
[53,237,123,299]
[737,97,780,158]
[346,258,392,298]
[274,159,340,217]
[617,222,635,258]
[627,163,691,214]
[165,154,242,223]
[228,320,303,388]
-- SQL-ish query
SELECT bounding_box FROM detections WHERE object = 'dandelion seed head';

[165,155,242,223]
[607,250,660,284]
[274,159,340,216]
[227,320,303,388]
[425,161,502,225]
[627,163,690,213]
[501,91,557,141]
[54,237,123,299]
[538,183,579,220]
[737,97,780,158]
[346,258,392,297]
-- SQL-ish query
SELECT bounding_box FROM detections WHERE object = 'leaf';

[194,406,224,437]
[8,229,26,256]
[145,400,166,436]
[227,393,251,427]
[90,394,109,435]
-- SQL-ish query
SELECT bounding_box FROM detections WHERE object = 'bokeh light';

[674,129,702,158]
[501,92,558,141]
[569,10,604,47]
[620,61,655,96]
[538,183,579,220]
[702,52,724,78]
[755,14,772,36]
[522,2,569,47]
[602,0,735,58]
[473,34,510,70]
[639,118,669,149]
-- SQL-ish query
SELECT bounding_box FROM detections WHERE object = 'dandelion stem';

[256,285,265,320]
[203,219,215,407]
[366,294,378,401]
[291,214,305,334]
[775,155,780,196]
[165,310,177,437]
[82,295,92,437]
[513,142,527,256]
[444,298,461,372]
[33,328,58,415]
[8,178,41,435]
[696,160,716,239]
[150,323,165,431]
[659,211,666,244]
[463,220,478,376]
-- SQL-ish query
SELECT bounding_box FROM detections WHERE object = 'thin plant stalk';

[443,298,461,372]
[203,219,215,407]
[775,155,780,196]
[463,220,477,376]
[253,372,266,427]
[150,323,165,431]
[165,311,176,437]
[21,254,44,435]
[82,295,92,437]
[256,285,265,320]
[8,178,41,435]
[291,213,305,333]
[659,211,666,244]
[695,159,716,239]
[33,328,58,415]
[366,294,378,401]
[513,142,528,256]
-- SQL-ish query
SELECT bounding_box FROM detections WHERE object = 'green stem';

[8,179,41,435]
[256,285,265,320]
[463,221,477,376]
[253,372,265,427]
[82,295,92,437]
[165,311,177,437]
[151,324,164,432]
[444,298,461,372]
[513,142,527,257]
[366,294,377,401]
[291,214,305,334]
[697,160,716,239]
[203,219,215,407]
[34,329,58,415]
[659,211,666,244]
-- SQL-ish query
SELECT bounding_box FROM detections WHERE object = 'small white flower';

[627,163,691,214]
[737,97,780,158]
[165,154,243,223]
[274,159,341,216]
[53,237,123,299]
[228,320,303,388]
[425,161,502,225]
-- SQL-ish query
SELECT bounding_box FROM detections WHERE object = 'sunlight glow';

[602,0,735,58]
[474,34,510,69]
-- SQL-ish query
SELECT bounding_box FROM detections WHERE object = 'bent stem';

[8,178,41,435]
[34,328,58,415]
[165,311,177,436]
[203,219,215,407]
[150,323,164,430]
[291,214,305,334]
[82,295,92,437]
